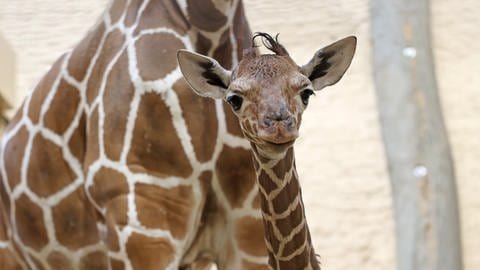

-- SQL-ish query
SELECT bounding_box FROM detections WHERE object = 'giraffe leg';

[213,147,269,270]
[213,220,269,270]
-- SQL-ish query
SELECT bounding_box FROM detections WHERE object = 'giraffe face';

[178,33,357,157]
[225,54,312,155]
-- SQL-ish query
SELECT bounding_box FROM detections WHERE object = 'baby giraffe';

[178,33,356,270]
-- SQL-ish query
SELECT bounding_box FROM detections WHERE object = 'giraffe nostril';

[263,118,273,127]
[267,109,289,122]
[263,114,294,129]
[275,111,288,121]
[285,117,294,128]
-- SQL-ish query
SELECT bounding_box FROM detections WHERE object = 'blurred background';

[0,0,478,269]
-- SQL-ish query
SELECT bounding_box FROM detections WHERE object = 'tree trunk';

[370,0,463,270]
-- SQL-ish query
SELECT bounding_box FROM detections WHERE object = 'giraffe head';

[178,33,356,158]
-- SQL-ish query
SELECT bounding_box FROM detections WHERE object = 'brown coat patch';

[271,174,300,214]
[3,126,28,191]
[271,148,293,180]
[0,247,23,270]
[134,0,189,36]
[103,50,134,161]
[213,29,233,69]
[136,33,185,81]
[79,251,109,270]
[264,221,280,253]
[275,201,303,238]
[0,210,9,242]
[187,0,227,32]
[278,243,309,270]
[105,197,128,248]
[110,259,125,270]
[68,112,86,163]
[235,216,267,257]
[27,134,76,197]
[124,0,143,27]
[174,80,217,163]
[109,0,127,24]
[106,196,128,226]
[86,29,125,105]
[44,79,80,135]
[233,1,253,59]
[89,167,129,208]
[28,55,65,124]
[135,183,193,239]
[68,22,106,82]
[47,251,74,270]
[106,217,121,252]
[84,107,100,169]
[126,232,175,269]
[127,92,193,178]
[223,102,244,137]
[258,170,277,195]
[195,32,212,55]
[14,194,48,251]
[280,225,306,258]
[52,188,100,250]
[0,186,11,229]
[216,146,256,208]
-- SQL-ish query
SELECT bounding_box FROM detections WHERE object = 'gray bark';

[370,0,463,270]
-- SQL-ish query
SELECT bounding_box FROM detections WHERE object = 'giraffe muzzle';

[258,117,298,145]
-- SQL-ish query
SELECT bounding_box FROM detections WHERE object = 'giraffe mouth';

[262,138,296,149]
[257,130,298,146]
[254,139,295,158]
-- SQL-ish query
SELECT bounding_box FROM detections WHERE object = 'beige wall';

[0,32,15,108]
[0,1,478,269]
[0,0,108,108]
[0,32,15,130]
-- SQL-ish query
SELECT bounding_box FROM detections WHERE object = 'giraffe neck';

[175,0,251,68]
[106,0,251,67]
[252,145,320,270]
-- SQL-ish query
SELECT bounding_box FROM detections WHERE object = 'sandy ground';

[1,0,479,269]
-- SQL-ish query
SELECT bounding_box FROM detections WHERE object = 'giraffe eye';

[300,89,315,106]
[226,94,243,111]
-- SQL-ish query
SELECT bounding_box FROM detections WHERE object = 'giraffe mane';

[252,32,289,56]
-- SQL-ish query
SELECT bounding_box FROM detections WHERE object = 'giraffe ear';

[300,36,356,91]
[177,50,231,99]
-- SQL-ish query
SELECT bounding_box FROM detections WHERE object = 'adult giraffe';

[0,0,269,269]
[178,33,356,269]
